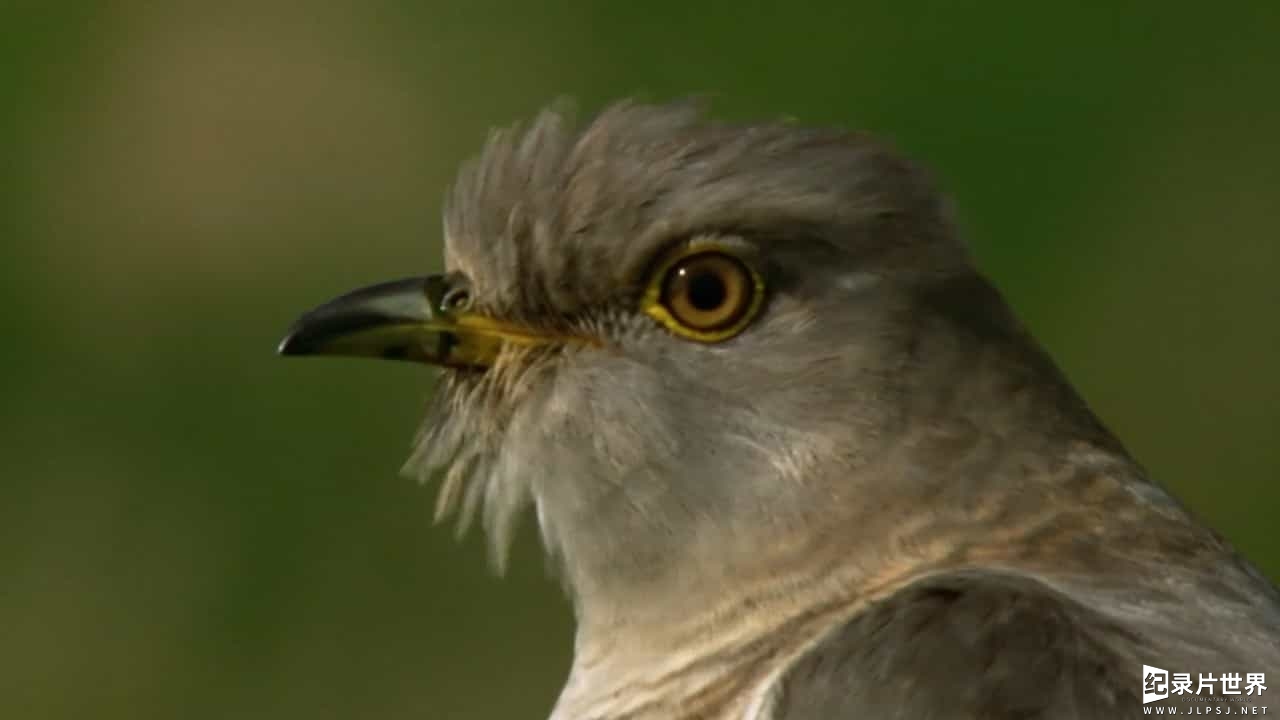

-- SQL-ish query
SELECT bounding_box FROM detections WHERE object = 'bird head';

[280,100,1091,629]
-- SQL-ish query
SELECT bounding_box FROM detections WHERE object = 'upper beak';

[278,274,552,369]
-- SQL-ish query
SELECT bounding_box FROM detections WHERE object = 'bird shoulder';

[754,570,1144,719]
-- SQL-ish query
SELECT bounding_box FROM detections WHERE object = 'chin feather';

[402,351,555,573]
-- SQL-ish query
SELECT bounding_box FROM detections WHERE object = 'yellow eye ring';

[641,244,766,343]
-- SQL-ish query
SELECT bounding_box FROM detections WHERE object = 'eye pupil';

[685,269,727,311]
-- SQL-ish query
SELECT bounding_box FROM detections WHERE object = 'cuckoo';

[280,100,1280,719]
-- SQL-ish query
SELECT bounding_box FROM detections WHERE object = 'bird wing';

[760,571,1145,719]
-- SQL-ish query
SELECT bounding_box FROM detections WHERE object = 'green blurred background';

[3,3,1277,718]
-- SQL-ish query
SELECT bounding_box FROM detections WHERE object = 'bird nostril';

[442,287,472,313]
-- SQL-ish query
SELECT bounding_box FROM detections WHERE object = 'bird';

[279,100,1280,719]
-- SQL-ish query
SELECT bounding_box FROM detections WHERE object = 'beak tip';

[277,327,309,357]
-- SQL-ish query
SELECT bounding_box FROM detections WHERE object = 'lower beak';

[278,275,547,369]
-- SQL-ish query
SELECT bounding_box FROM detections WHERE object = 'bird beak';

[278,275,548,369]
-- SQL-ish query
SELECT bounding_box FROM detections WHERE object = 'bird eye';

[642,247,765,342]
